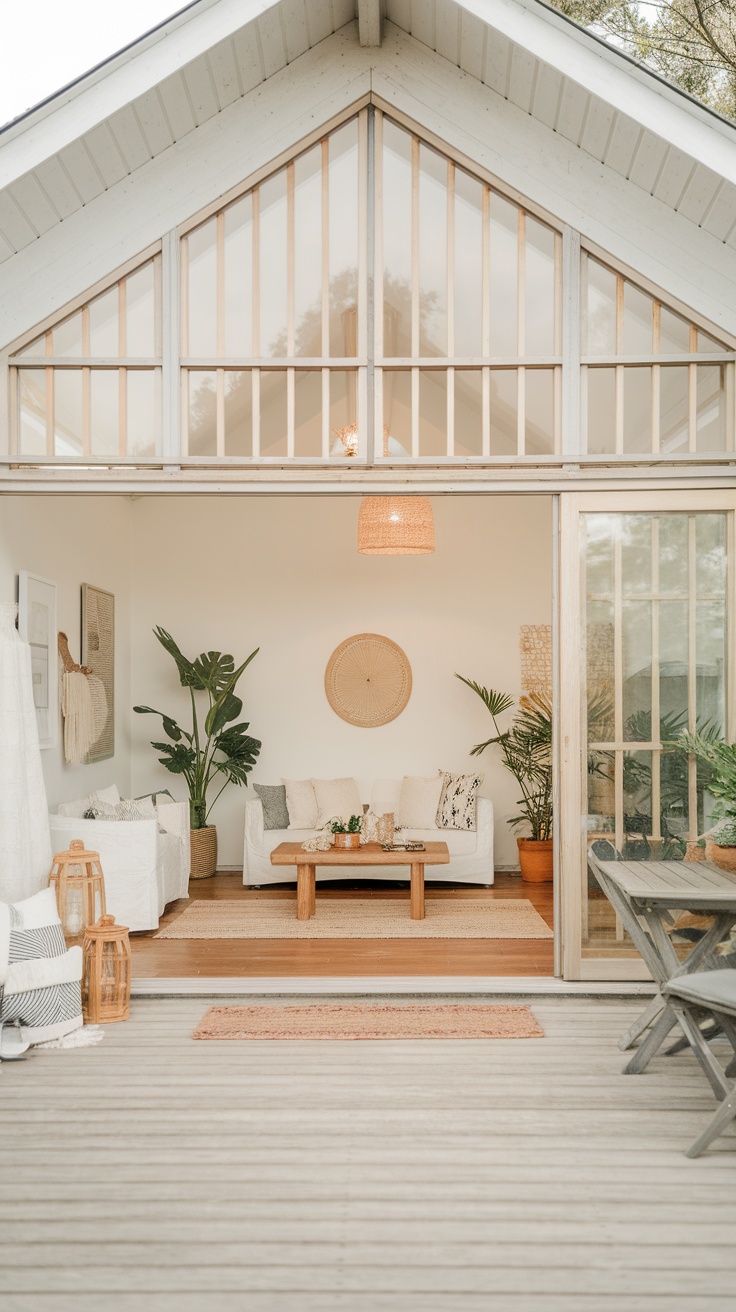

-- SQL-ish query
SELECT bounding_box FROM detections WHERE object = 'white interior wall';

[0,496,133,806]
[129,494,552,868]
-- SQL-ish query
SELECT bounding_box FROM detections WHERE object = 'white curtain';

[0,603,52,902]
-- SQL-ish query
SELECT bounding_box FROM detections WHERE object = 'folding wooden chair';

[663,970,736,1157]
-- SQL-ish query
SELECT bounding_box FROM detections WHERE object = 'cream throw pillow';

[312,778,362,828]
[436,771,484,831]
[397,775,444,830]
[283,779,319,829]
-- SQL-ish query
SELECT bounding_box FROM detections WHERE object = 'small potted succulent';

[706,819,736,873]
[330,816,362,850]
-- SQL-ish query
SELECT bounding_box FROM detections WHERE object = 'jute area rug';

[193,1004,545,1041]
[157,897,553,940]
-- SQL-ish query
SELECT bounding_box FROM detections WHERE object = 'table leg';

[410,862,425,920]
[309,872,316,917]
[297,865,313,921]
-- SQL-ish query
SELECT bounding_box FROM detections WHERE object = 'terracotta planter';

[333,832,361,850]
[517,837,554,883]
[190,825,217,879]
[705,841,736,872]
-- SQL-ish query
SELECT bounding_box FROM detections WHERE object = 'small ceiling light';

[358,496,435,555]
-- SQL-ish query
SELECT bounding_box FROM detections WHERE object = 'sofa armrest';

[245,797,265,846]
[476,797,494,851]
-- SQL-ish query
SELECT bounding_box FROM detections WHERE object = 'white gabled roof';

[0,0,734,267]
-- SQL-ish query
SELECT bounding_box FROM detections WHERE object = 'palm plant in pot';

[134,628,261,880]
[676,730,736,870]
[456,676,553,882]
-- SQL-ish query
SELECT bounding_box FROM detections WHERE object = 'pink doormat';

[192,1003,545,1041]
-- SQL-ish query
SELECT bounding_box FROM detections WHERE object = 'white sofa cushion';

[398,775,443,829]
[312,777,362,827]
[284,779,319,829]
[371,779,402,815]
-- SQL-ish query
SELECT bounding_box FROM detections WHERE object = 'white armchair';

[49,803,190,932]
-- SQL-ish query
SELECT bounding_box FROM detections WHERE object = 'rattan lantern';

[82,916,131,1024]
[48,839,106,947]
[358,496,435,555]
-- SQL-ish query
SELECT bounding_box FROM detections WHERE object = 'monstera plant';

[134,627,261,832]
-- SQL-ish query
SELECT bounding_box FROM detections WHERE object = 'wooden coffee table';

[270,841,450,921]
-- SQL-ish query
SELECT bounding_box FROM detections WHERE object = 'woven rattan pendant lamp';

[358,497,434,555]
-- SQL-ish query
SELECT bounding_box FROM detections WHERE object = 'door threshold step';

[131,975,656,997]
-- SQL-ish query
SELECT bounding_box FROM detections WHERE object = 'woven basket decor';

[190,825,217,879]
[325,633,412,728]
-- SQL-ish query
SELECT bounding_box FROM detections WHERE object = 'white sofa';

[243,779,494,888]
[49,802,190,932]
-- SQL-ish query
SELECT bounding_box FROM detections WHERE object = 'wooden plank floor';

[131,873,555,978]
[2,996,735,1310]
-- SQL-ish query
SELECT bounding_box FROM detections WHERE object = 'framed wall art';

[81,583,115,762]
[17,571,58,750]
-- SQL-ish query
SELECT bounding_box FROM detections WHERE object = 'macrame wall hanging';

[58,632,108,765]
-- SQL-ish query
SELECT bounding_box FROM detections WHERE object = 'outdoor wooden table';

[270,841,451,921]
[588,850,736,1090]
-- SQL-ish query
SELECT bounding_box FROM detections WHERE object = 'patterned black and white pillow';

[436,771,484,831]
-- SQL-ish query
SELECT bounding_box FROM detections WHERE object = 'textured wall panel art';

[81,584,115,762]
[520,625,552,696]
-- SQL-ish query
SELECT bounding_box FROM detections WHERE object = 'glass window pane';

[259,370,287,455]
[382,370,411,455]
[453,169,483,357]
[454,370,482,457]
[697,330,726,354]
[696,363,727,452]
[382,120,412,357]
[224,198,252,357]
[329,121,359,358]
[127,371,158,456]
[53,312,83,358]
[294,369,322,457]
[90,370,119,456]
[14,335,45,359]
[585,517,614,598]
[623,283,653,354]
[294,148,322,359]
[698,600,726,735]
[19,370,47,454]
[418,144,447,357]
[622,600,652,737]
[125,263,156,357]
[187,220,217,357]
[659,515,688,595]
[525,217,556,356]
[659,306,690,353]
[584,258,616,355]
[53,370,83,455]
[330,370,354,454]
[659,366,689,453]
[623,367,651,453]
[188,371,217,455]
[525,368,554,455]
[224,371,252,457]
[489,194,517,356]
[489,369,517,454]
[259,171,288,357]
[419,370,447,456]
[586,367,615,453]
[89,288,119,356]
[659,599,688,716]
[695,514,726,596]
[621,516,651,596]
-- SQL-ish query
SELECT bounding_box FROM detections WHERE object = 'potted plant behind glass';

[134,628,261,880]
[456,676,553,882]
[330,816,362,850]
[676,730,736,870]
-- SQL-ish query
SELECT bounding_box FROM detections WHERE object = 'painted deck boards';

[1,996,735,1309]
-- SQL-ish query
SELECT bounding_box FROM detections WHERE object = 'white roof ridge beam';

[358,0,384,47]
[0,0,284,190]
[455,0,736,180]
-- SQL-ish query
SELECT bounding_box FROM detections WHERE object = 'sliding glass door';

[559,493,735,979]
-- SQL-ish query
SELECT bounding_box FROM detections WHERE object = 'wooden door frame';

[558,489,736,980]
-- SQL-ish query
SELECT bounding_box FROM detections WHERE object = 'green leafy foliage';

[456,676,553,840]
[134,629,261,828]
[677,730,736,822]
[330,815,362,834]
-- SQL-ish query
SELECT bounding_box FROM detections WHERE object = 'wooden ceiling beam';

[358,0,384,47]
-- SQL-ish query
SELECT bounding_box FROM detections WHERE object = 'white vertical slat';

[517,366,525,456]
[561,226,581,457]
[411,134,420,360]
[216,368,225,457]
[217,212,225,359]
[411,367,419,457]
[118,279,127,456]
[287,162,295,359]
[558,492,584,979]
[651,301,661,456]
[687,515,698,836]
[287,368,295,459]
[613,518,624,858]
[447,367,454,457]
[650,517,661,845]
[162,229,181,460]
[321,367,330,460]
[688,324,697,453]
[482,366,490,458]
[321,138,330,359]
[252,369,260,458]
[252,189,260,357]
[362,106,373,465]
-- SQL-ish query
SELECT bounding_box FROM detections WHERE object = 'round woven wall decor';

[325,634,412,728]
